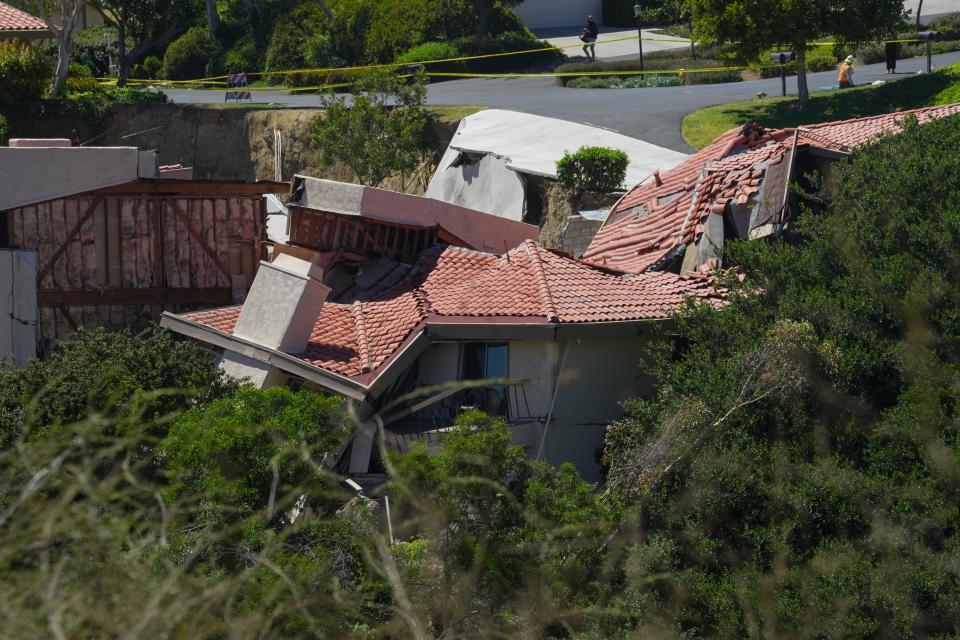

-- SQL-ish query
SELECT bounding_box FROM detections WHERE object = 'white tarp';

[427,109,689,220]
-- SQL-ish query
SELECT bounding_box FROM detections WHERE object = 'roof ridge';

[350,301,372,373]
[805,102,960,130]
[523,240,559,323]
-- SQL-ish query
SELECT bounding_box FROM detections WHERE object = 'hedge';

[556,146,630,192]
[0,41,51,108]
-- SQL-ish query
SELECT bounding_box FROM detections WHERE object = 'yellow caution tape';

[96,36,932,88]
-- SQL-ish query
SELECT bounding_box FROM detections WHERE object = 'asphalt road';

[163,50,960,153]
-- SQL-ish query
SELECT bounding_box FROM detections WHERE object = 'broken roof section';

[426,109,690,220]
[0,143,160,211]
[581,102,960,275]
[0,2,47,37]
[163,241,723,396]
[289,175,538,255]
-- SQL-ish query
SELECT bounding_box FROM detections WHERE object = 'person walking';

[885,39,899,74]
[838,55,855,88]
[581,15,599,61]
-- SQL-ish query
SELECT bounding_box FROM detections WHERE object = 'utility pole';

[634,2,644,71]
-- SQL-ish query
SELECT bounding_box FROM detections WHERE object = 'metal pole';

[781,64,787,96]
[637,19,644,70]
[927,40,932,73]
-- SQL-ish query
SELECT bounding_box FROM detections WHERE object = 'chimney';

[220,253,330,387]
[233,253,330,352]
[653,170,663,187]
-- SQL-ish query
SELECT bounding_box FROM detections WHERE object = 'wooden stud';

[37,196,104,285]
[166,197,232,280]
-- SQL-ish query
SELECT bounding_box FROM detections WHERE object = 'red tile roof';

[0,2,46,31]
[178,241,724,382]
[582,102,960,275]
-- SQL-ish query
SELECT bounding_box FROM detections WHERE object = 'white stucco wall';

[410,335,655,484]
[545,335,656,483]
[417,342,461,386]
[514,0,602,29]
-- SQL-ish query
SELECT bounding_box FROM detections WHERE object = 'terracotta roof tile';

[0,2,46,31]
[178,242,724,383]
[583,102,960,274]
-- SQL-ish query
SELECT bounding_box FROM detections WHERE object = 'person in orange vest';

[838,55,855,88]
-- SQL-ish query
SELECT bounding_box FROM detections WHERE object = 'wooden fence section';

[1,179,286,349]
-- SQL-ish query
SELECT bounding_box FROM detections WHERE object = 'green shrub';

[452,31,562,73]
[66,62,99,92]
[395,41,459,64]
[160,386,347,531]
[566,74,682,88]
[556,146,630,192]
[141,55,163,79]
[0,113,7,144]
[395,41,466,76]
[756,47,838,78]
[1,325,233,449]
[0,41,51,108]
[264,4,331,86]
[223,36,259,74]
[555,54,734,86]
[162,26,221,80]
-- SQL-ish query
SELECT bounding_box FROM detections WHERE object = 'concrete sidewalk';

[534,26,690,61]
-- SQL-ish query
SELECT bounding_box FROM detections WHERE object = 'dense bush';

[65,62,99,92]
[0,113,7,143]
[131,55,164,80]
[556,146,630,192]
[0,41,51,108]
[264,2,330,84]
[395,41,466,77]
[222,35,260,74]
[556,53,740,86]
[600,113,960,636]
[566,74,682,88]
[160,386,347,532]
[163,26,221,80]
[756,46,839,78]
[0,325,234,449]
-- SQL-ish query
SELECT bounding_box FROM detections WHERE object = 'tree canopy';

[687,0,906,102]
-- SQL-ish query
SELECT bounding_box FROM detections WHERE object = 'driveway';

[533,26,690,61]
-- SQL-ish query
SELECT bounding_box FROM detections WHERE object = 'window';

[460,342,509,418]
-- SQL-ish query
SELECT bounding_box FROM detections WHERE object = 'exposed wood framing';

[166,197,232,280]
[37,196,103,283]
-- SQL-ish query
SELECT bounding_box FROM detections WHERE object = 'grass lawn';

[682,61,960,149]
[427,105,486,123]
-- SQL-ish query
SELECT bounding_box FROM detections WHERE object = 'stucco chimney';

[232,253,330,352]
[220,253,330,387]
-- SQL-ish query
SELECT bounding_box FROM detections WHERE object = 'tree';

[686,0,905,103]
[204,0,220,34]
[473,0,523,40]
[94,0,197,86]
[310,69,431,188]
[9,0,84,96]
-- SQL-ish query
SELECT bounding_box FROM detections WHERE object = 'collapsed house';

[426,109,690,223]
[0,141,285,364]
[581,102,960,274]
[162,243,723,483]
[162,178,724,483]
